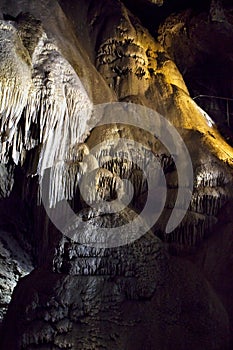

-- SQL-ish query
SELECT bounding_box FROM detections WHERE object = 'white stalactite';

[0,19,94,207]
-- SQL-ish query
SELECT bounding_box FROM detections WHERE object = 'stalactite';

[0,16,94,207]
[0,21,31,163]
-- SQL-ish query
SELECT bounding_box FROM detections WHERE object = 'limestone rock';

[0,230,33,321]
[0,0,232,348]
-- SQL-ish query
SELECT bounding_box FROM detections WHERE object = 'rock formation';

[0,0,232,349]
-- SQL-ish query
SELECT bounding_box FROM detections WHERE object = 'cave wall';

[0,0,232,349]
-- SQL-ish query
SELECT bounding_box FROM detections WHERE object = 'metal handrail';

[193,95,233,127]
[193,95,233,102]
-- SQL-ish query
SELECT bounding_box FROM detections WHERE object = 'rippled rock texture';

[0,0,233,349]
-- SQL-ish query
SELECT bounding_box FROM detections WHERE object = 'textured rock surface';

[0,230,33,321]
[0,0,232,349]
[1,212,230,349]
[157,0,233,142]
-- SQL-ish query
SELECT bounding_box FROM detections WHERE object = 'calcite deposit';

[0,0,232,349]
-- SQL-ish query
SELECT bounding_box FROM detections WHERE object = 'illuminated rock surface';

[0,0,232,349]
